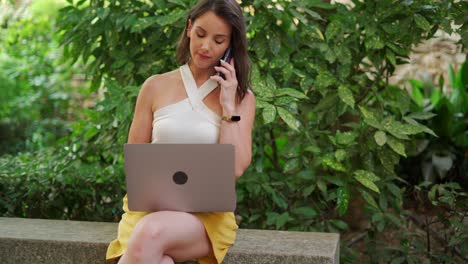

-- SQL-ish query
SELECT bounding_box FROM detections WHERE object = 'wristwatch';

[221,115,241,122]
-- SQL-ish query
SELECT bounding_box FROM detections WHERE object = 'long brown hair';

[176,0,251,102]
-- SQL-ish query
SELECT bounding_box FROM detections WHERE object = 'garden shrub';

[1,0,466,262]
[0,4,87,155]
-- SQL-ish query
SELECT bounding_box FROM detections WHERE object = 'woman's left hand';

[210,58,238,114]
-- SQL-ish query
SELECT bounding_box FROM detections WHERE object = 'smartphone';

[216,46,232,79]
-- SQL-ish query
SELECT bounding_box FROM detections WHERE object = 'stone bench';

[0,217,340,264]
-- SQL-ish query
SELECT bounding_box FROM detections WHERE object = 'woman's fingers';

[214,65,231,79]
[219,59,236,78]
[210,74,227,86]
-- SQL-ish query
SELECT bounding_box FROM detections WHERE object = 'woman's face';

[187,11,232,70]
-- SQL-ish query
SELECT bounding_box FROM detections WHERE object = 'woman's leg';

[117,211,212,264]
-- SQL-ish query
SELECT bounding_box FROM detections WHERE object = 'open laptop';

[123,143,236,212]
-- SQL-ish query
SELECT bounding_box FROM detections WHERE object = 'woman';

[106,0,256,263]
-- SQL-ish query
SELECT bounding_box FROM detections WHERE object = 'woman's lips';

[198,54,211,60]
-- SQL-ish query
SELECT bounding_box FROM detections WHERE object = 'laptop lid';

[123,143,236,212]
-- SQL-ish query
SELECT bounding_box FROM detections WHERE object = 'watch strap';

[221,115,241,122]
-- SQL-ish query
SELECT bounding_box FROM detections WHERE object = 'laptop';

[123,143,236,212]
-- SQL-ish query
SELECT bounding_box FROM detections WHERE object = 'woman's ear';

[186,18,192,38]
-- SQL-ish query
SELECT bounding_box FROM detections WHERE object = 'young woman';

[106,0,255,263]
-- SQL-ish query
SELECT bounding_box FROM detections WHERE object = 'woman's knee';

[161,255,175,264]
[126,213,168,256]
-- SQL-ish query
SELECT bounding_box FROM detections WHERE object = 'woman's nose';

[201,39,211,51]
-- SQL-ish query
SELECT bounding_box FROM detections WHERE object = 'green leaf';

[338,85,355,108]
[407,112,436,120]
[322,155,346,172]
[430,88,441,106]
[155,9,185,26]
[305,145,321,154]
[379,193,388,210]
[313,94,339,112]
[386,50,396,66]
[331,219,349,231]
[303,185,316,197]
[382,118,410,139]
[292,207,317,218]
[361,190,379,209]
[312,26,324,40]
[275,88,309,99]
[336,131,358,146]
[384,118,425,136]
[317,179,327,193]
[414,14,431,31]
[354,170,381,193]
[283,158,299,173]
[323,175,345,186]
[365,34,385,50]
[266,212,280,226]
[131,17,158,33]
[269,33,281,54]
[337,187,349,216]
[335,46,352,65]
[334,149,346,161]
[290,9,308,25]
[276,212,291,229]
[253,35,267,59]
[265,74,278,91]
[409,79,424,107]
[378,148,396,172]
[403,117,437,137]
[272,192,288,210]
[354,170,380,182]
[386,183,402,199]
[387,135,406,157]
[386,213,402,227]
[275,96,296,106]
[387,42,408,56]
[374,131,387,146]
[277,107,300,131]
[168,0,187,7]
[253,80,274,99]
[256,99,270,109]
[359,106,382,129]
[302,7,324,20]
[428,185,438,204]
[325,21,340,40]
[262,104,276,124]
[315,70,337,89]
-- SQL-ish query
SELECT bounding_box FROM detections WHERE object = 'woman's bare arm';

[127,76,158,144]
[218,89,256,179]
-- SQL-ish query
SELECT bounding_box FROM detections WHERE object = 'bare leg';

[117,211,212,264]
[160,255,175,264]
[118,255,173,264]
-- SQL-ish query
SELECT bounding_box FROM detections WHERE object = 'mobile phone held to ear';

[216,46,232,80]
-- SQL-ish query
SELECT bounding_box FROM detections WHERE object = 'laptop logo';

[173,171,188,185]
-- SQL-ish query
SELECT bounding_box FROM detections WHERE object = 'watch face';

[232,116,241,121]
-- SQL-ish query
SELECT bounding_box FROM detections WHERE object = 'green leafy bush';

[0,3,87,154]
[404,61,467,183]
[1,0,466,262]
[391,61,467,263]
[0,149,125,221]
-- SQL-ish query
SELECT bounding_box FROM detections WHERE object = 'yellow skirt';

[106,195,238,264]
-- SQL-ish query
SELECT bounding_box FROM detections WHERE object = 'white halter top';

[151,64,221,144]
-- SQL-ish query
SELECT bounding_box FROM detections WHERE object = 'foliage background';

[1,0,466,262]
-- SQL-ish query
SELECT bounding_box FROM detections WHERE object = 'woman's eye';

[215,41,224,45]
[196,33,205,38]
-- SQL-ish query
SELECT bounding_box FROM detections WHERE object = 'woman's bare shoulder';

[139,69,182,112]
[140,69,180,95]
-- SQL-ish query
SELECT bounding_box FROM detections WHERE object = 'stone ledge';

[0,217,339,264]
